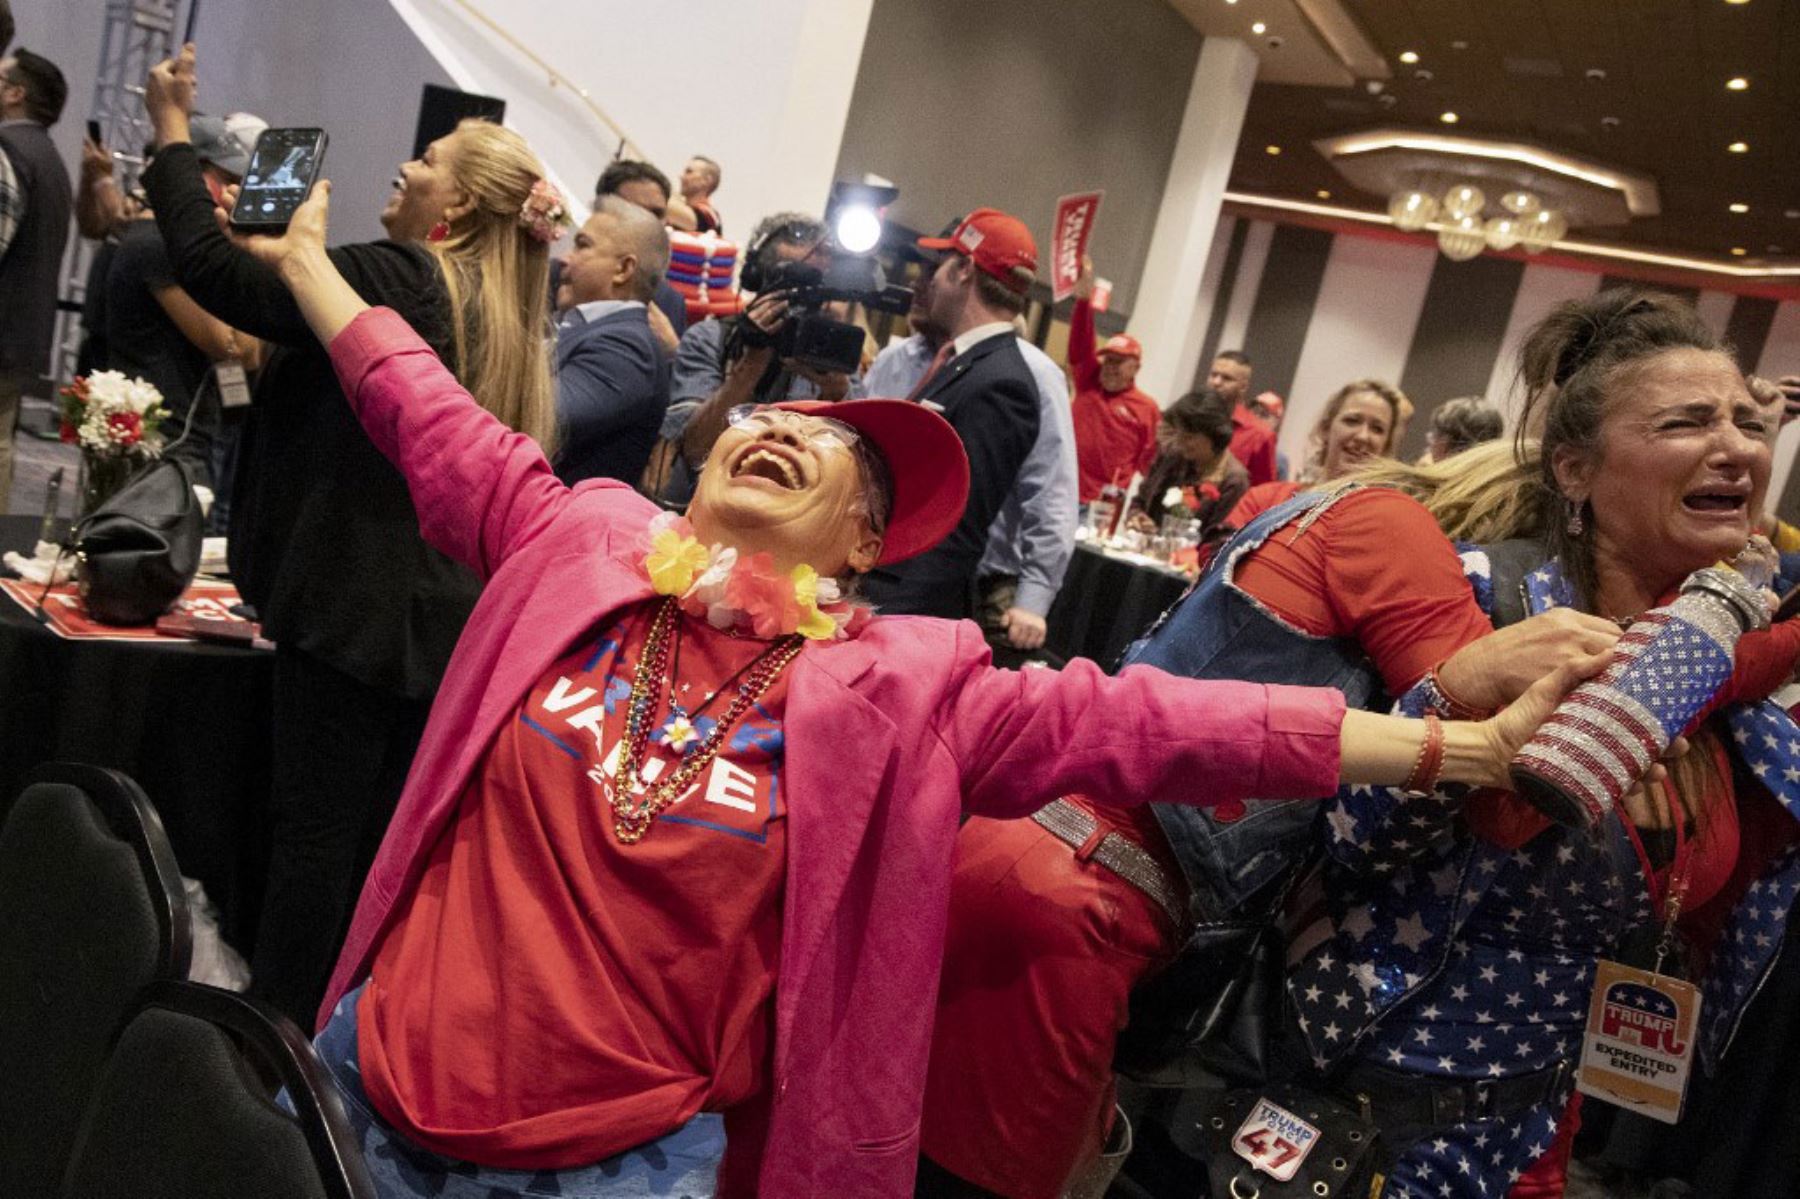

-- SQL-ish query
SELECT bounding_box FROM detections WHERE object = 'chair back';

[60,980,376,1199]
[0,763,192,1195]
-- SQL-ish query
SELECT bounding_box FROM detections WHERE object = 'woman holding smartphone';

[141,45,566,1027]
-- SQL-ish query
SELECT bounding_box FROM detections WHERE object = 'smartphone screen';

[230,128,328,230]
[86,119,103,145]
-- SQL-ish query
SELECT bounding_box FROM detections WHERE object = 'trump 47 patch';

[1231,1097,1321,1181]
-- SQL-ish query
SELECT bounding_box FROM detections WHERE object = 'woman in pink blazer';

[235,183,1591,1199]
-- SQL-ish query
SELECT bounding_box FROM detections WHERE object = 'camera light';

[834,204,883,254]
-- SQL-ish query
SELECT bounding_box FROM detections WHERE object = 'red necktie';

[906,342,956,402]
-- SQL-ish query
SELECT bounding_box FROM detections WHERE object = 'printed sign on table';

[1,576,249,642]
[1051,191,1103,302]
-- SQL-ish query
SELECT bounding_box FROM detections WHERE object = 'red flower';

[725,552,801,638]
[59,421,77,444]
[105,410,143,446]
[1180,485,1203,512]
[1199,482,1221,502]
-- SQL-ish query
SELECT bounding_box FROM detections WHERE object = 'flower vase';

[80,452,136,517]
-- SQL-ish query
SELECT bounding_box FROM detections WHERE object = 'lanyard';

[1616,779,1694,976]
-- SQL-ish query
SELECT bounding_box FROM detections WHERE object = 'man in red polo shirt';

[1067,257,1159,502]
[1209,349,1277,486]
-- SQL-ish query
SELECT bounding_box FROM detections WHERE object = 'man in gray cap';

[100,111,266,489]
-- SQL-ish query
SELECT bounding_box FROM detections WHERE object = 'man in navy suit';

[552,195,672,486]
[861,209,1042,620]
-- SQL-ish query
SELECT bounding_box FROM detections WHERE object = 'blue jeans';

[305,988,724,1198]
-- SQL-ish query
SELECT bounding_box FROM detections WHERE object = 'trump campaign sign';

[1051,191,1103,302]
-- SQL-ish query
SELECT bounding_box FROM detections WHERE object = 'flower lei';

[642,511,869,641]
[518,178,572,244]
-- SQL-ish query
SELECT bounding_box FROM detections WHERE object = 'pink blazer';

[318,309,1347,1196]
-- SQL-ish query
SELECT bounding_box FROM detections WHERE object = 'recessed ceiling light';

[1729,141,1750,153]
[1265,144,1282,155]
[1726,0,1750,6]
[1732,247,1748,256]
[1730,202,1750,213]
[1440,111,1459,124]
[1727,77,1750,90]
[1316,189,1331,199]
[1399,51,1420,64]
[1224,0,1238,5]
[1251,21,1267,34]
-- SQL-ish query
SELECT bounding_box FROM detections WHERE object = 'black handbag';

[71,457,202,625]
[1115,863,1307,1089]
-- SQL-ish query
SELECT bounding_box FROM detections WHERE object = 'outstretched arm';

[941,622,1607,821]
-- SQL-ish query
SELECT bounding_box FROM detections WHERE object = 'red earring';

[427,220,450,243]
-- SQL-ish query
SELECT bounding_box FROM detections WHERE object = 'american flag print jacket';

[1288,550,1800,1080]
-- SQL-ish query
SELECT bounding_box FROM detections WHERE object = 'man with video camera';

[647,212,868,504]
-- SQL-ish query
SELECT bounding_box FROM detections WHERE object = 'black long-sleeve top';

[143,143,476,699]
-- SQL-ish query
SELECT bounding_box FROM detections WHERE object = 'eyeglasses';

[727,405,860,452]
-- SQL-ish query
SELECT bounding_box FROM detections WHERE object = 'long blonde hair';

[428,119,558,452]
[1341,438,1551,542]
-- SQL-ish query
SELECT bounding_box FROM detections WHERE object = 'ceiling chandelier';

[1313,129,1659,265]
[1387,184,1569,261]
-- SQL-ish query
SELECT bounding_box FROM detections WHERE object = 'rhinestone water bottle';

[1509,565,1770,829]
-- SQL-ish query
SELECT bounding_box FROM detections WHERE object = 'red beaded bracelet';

[1404,712,1446,794]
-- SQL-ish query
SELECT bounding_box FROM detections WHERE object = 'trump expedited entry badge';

[1575,959,1700,1124]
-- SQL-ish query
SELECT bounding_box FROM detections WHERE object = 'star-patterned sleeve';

[1321,676,1472,875]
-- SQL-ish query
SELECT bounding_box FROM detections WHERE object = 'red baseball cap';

[1099,334,1142,360]
[773,399,970,565]
[1255,390,1285,417]
[918,207,1038,295]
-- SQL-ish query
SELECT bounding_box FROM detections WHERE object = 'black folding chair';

[0,762,193,1196]
[60,980,376,1199]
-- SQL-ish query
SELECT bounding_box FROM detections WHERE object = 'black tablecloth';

[1044,543,1191,670]
[0,516,273,949]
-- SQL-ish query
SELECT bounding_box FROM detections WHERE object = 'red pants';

[919,813,1181,1198]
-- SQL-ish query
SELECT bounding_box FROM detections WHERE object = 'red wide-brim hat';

[774,398,969,566]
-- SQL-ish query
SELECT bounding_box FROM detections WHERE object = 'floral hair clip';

[518,178,572,244]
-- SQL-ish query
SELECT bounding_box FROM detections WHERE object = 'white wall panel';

[1482,263,1603,424]
[1215,220,1274,358]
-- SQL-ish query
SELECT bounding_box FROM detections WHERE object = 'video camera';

[735,180,912,378]
[741,255,913,377]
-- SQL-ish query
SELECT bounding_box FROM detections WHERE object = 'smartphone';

[229,127,328,231]
[86,119,103,145]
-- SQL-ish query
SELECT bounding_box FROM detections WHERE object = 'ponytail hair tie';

[519,178,571,244]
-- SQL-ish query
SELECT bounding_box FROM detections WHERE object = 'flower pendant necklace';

[610,596,802,844]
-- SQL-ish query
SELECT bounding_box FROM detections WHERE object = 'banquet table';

[0,515,274,949]
[1043,541,1192,671]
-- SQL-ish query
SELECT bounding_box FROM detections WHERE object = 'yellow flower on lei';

[646,528,708,596]
[790,563,839,641]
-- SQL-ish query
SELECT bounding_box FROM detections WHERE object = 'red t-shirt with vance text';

[356,601,790,1168]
